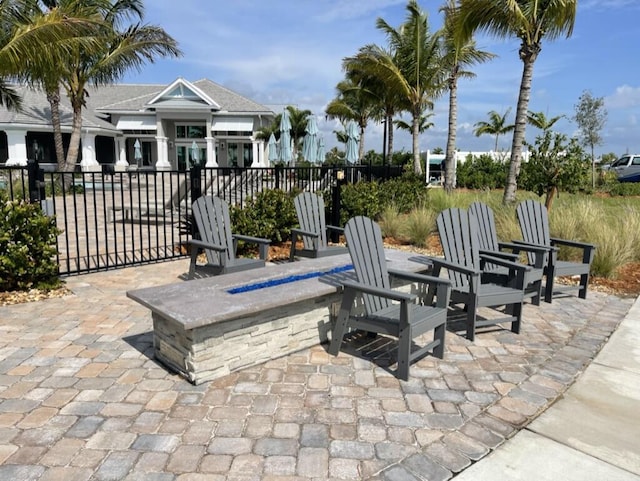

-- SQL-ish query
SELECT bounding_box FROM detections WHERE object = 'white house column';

[205,136,217,167]
[115,137,128,171]
[252,140,263,167]
[80,131,100,171]
[155,136,171,170]
[5,129,28,166]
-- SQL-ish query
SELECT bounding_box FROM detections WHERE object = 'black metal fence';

[1,163,404,276]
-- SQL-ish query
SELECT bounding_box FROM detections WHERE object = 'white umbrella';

[189,141,200,167]
[317,134,326,164]
[268,133,278,163]
[345,121,360,164]
[278,109,293,164]
[134,139,142,163]
[302,115,319,163]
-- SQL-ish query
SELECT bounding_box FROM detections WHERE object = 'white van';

[609,154,640,182]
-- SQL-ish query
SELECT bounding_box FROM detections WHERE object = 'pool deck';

[0,256,639,480]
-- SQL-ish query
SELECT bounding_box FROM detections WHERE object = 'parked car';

[608,154,640,182]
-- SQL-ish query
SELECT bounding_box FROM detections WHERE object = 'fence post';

[274,164,281,190]
[27,160,45,204]
[330,168,343,243]
[190,166,202,237]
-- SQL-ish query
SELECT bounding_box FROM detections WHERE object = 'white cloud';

[606,85,640,109]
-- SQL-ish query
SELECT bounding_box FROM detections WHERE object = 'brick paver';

[0,258,633,480]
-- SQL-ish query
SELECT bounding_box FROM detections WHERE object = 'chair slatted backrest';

[437,208,480,289]
[517,200,551,265]
[295,193,328,251]
[192,196,235,266]
[344,216,391,314]
[468,201,499,253]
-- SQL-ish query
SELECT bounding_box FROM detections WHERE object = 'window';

[176,125,205,139]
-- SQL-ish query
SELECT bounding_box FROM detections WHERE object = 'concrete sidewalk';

[0,258,637,480]
[454,297,640,480]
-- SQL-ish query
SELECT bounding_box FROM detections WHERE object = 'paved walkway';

[0,258,637,480]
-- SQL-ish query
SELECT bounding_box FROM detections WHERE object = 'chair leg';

[579,273,590,299]
[532,280,542,306]
[328,289,356,356]
[433,322,445,359]
[289,234,296,262]
[466,299,477,342]
[544,269,556,303]
[510,301,522,334]
[397,324,411,381]
[188,246,199,280]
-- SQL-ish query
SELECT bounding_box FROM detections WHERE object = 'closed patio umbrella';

[190,140,200,167]
[302,115,319,163]
[268,133,278,163]
[278,109,293,165]
[317,134,326,164]
[134,139,143,164]
[345,121,360,164]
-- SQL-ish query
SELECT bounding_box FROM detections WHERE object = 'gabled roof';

[0,78,274,132]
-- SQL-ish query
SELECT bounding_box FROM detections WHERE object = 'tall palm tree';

[0,0,98,113]
[439,0,495,193]
[458,0,578,204]
[527,110,563,132]
[60,0,180,171]
[325,77,377,163]
[473,109,515,152]
[344,0,444,175]
[394,112,433,135]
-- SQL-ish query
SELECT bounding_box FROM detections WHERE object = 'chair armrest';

[188,238,226,252]
[326,225,344,234]
[342,280,416,303]
[291,228,319,239]
[499,241,550,255]
[479,253,532,272]
[388,268,451,288]
[550,237,596,250]
[429,257,480,277]
[479,249,519,261]
[233,234,271,245]
[512,239,559,252]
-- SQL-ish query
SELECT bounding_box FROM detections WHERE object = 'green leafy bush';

[230,189,298,244]
[607,181,640,197]
[338,181,382,225]
[377,174,429,213]
[456,154,508,190]
[0,199,61,291]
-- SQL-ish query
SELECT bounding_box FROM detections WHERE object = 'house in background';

[0,77,275,171]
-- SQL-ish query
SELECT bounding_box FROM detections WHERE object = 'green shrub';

[0,199,61,291]
[607,181,640,197]
[338,181,382,225]
[456,154,508,190]
[377,174,429,213]
[230,189,298,245]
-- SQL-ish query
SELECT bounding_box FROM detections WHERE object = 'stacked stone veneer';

[152,292,340,384]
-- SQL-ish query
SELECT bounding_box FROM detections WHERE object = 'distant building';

[0,77,275,170]
[422,150,531,184]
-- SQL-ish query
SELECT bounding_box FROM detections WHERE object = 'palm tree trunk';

[46,86,65,169]
[387,114,394,160]
[412,109,422,176]
[504,53,537,204]
[358,125,365,163]
[64,100,83,172]
[444,77,457,193]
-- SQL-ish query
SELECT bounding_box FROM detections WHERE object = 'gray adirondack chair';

[328,216,451,381]
[516,199,596,303]
[469,201,548,305]
[432,208,531,341]
[290,193,347,261]
[188,196,271,279]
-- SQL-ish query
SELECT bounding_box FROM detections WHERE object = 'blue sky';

[123,0,640,157]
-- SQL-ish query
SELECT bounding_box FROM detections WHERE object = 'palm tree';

[458,0,578,204]
[325,77,378,163]
[527,110,563,132]
[473,109,514,152]
[439,0,495,193]
[394,112,433,135]
[0,0,99,113]
[344,0,444,175]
